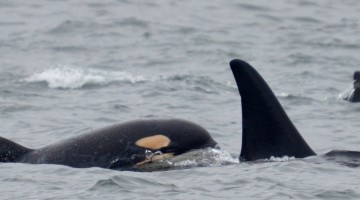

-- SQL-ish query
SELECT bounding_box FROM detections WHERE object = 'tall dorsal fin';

[229,59,316,161]
[0,136,31,162]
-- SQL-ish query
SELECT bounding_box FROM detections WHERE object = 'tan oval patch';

[135,134,171,150]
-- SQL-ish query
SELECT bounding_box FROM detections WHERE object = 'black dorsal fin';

[229,59,316,161]
[0,136,31,162]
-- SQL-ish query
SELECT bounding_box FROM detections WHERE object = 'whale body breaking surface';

[1,59,360,170]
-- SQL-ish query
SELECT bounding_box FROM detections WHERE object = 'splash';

[266,155,295,162]
[133,148,238,171]
[338,85,353,100]
[23,66,145,89]
[172,148,239,168]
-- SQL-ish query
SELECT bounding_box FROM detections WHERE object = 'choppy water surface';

[1,0,360,199]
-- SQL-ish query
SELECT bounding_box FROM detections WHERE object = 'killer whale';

[230,59,360,166]
[344,71,360,102]
[0,119,217,170]
[1,59,360,170]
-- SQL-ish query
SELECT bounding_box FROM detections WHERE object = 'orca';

[1,59,360,170]
[230,59,360,166]
[0,119,217,170]
[344,71,360,102]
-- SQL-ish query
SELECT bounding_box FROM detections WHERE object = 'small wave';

[163,74,234,94]
[291,16,322,24]
[236,3,272,12]
[49,20,82,34]
[113,17,149,28]
[90,179,122,189]
[48,20,96,34]
[22,66,145,89]
[276,92,318,104]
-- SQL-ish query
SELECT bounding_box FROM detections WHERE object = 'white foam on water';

[172,148,239,168]
[23,65,146,89]
[337,85,353,100]
[276,92,290,97]
[266,155,296,162]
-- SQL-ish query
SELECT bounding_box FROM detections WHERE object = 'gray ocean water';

[1,0,360,199]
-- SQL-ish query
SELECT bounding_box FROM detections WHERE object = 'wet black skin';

[230,59,360,166]
[1,59,360,170]
[230,59,316,161]
[0,119,217,169]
